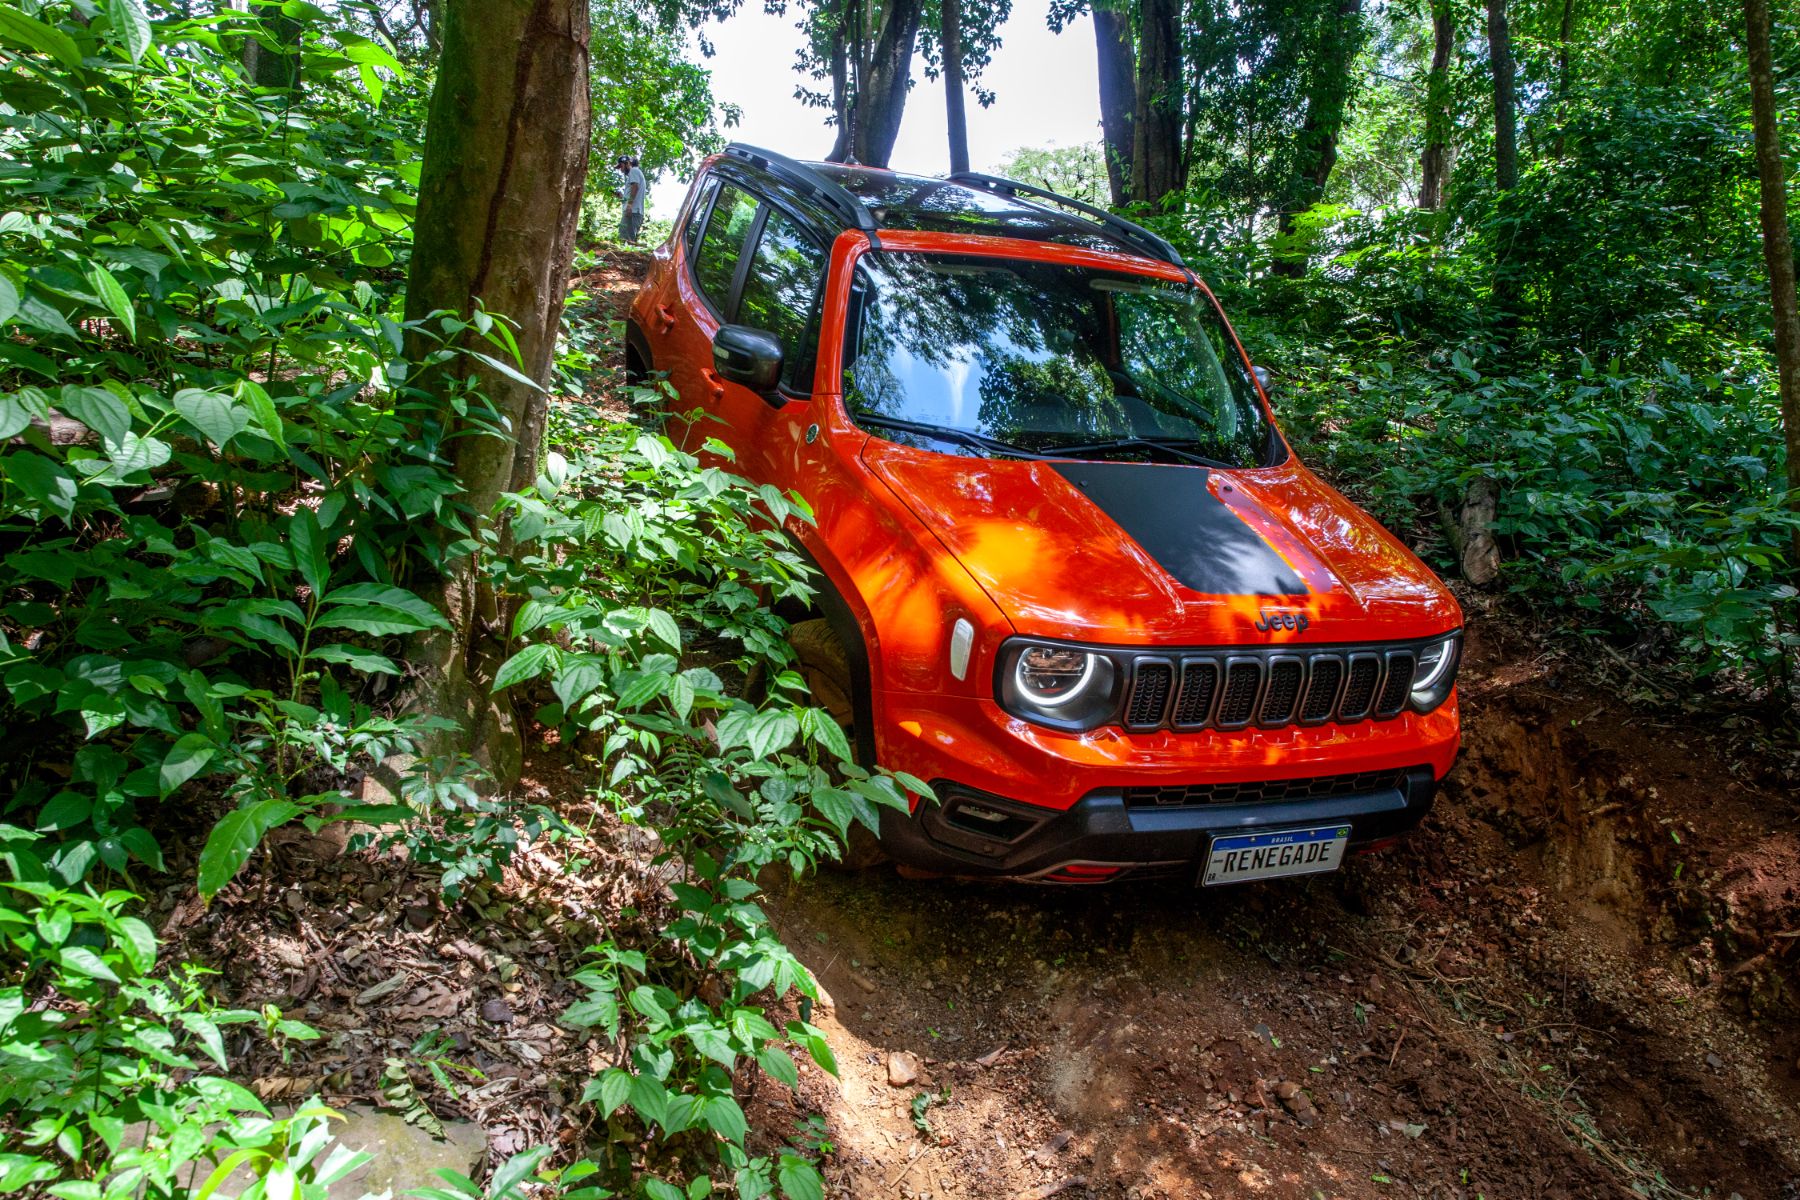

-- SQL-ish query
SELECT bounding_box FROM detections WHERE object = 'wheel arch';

[787,538,877,766]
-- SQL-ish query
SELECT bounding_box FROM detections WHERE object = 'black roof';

[811,164,1125,254]
[715,144,1183,266]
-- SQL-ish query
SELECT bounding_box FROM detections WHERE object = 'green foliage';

[491,404,921,1197]
[994,143,1110,207]
[589,0,739,195]
[1281,344,1800,680]
[0,2,505,891]
[0,874,353,1199]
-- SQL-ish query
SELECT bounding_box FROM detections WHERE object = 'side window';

[693,183,758,315]
[681,176,719,258]
[736,207,829,391]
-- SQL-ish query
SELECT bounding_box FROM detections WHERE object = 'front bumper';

[878,764,1439,882]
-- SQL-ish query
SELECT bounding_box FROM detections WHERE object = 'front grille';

[1125,767,1413,807]
[1300,656,1343,722]
[1117,641,1430,732]
[1376,652,1415,718]
[1125,660,1174,728]
[1172,660,1219,726]
[1216,660,1262,727]
[1339,655,1381,721]
[1260,659,1303,725]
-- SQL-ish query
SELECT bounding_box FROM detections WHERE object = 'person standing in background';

[615,154,647,244]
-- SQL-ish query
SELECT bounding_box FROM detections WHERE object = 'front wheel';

[786,619,887,870]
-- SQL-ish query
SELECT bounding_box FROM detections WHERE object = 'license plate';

[1200,824,1351,886]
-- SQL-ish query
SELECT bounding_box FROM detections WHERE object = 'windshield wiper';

[852,413,1046,460]
[1045,437,1234,469]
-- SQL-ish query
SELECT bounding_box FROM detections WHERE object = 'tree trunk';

[399,0,591,782]
[1272,0,1364,277]
[244,9,302,90]
[1093,3,1136,207]
[942,0,969,174]
[1418,0,1454,210]
[1556,0,1575,99]
[1744,0,1800,568]
[827,0,924,166]
[1487,0,1517,191]
[1130,0,1182,206]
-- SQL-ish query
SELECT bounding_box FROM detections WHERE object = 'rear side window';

[736,208,828,391]
[681,176,719,258]
[694,184,758,314]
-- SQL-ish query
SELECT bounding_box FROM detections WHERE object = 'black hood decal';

[1050,462,1309,596]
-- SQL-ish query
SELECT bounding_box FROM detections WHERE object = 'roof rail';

[947,171,1185,267]
[723,143,878,234]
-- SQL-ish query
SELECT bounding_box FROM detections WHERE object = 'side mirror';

[1251,364,1276,398]
[713,325,784,404]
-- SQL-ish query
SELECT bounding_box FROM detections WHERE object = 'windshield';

[843,253,1277,468]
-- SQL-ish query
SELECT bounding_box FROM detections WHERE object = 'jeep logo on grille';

[1254,607,1309,634]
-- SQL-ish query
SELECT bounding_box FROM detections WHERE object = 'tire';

[786,618,887,869]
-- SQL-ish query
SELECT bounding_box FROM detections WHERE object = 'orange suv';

[629,144,1462,886]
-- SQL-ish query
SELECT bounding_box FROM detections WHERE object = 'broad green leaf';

[159,732,217,798]
[746,711,800,760]
[493,643,557,691]
[5,452,78,520]
[0,8,84,69]
[174,387,249,449]
[87,265,136,338]
[197,799,301,899]
[312,608,434,637]
[321,583,448,628]
[757,1045,799,1088]
[593,1067,632,1117]
[179,1011,228,1068]
[59,947,121,984]
[58,385,131,446]
[108,0,153,62]
[114,916,157,974]
[645,608,682,651]
[104,432,172,476]
[486,1146,549,1200]
[0,276,18,327]
[288,507,329,595]
[237,380,284,447]
[776,1155,823,1200]
[308,645,401,675]
[701,1095,747,1145]
[552,657,605,711]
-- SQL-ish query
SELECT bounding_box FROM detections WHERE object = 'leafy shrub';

[491,402,926,1198]
[0,3,505,890]
[1282,347,1800,682]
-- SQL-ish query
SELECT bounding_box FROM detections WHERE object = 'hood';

[862,440,1461,646]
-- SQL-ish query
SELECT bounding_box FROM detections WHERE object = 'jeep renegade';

[627,144,1463,886]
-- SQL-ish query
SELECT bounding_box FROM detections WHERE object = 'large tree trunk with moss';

[1093,3,1136,206]
[1129,0,1182,206]
[397,0,591,784]
[1744,0,1800,568]
[1418,0,1454,210]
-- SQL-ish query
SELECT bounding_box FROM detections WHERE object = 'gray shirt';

[622,167,647,215]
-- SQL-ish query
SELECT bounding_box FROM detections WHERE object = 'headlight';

[1408,633,1461,712]
[996,640,1124,731]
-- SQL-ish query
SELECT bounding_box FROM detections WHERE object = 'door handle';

[655,304,676,333]
[701,368,726,400]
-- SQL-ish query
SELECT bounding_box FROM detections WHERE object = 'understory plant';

[487,399,929,1198]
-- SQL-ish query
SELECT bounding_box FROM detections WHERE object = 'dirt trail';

[762,608,1800,1200]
